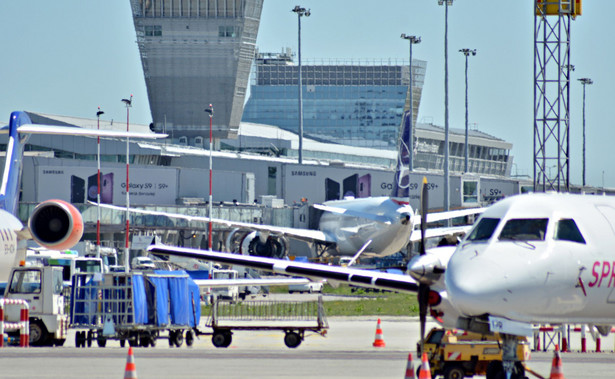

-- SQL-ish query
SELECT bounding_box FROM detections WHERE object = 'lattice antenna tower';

[534,0,581,192]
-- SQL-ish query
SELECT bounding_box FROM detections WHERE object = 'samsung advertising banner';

[36,165,178,205]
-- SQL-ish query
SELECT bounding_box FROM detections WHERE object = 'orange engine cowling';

[28,199,84,251]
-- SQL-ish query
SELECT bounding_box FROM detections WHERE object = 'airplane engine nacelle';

[240,231,287,259]
[28,199,84,251]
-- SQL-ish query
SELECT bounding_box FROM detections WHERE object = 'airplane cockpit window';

[499,218,548,241]
[466,218,500,241]
[555,219,586,244]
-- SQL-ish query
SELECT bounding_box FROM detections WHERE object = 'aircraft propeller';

[417,177,429,354]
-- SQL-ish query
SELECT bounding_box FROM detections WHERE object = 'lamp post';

[438,0,453,214]
[578,77,593,187]
[205,104,214,251]
[292,5,310,165]
[400,34,421,172]
[121,95,133,273]
[459,48,476,173]
[95,107,104,259]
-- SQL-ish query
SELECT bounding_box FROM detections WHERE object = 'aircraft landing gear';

[486,333,526,379]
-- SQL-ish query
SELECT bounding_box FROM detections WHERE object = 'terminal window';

[218,26,236,38]
[144,25,162,37]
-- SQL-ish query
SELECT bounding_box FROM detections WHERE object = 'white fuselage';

[318,196,413,257]
[446,193,615,325]
[0,210,25,282]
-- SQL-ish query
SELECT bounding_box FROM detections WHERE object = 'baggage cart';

[70,271,201,348]
[207,295,328,348]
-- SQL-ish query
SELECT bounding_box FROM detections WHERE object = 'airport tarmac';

[1,317,614,378]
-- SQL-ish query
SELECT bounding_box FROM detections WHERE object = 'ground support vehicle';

[3,266,69,346]
[207,295,328,348]
[70,270,200,348]
[417,328,531,379]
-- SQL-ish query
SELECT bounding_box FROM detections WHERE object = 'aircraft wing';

[415,207,484,225]
[409,225,473,242]
[8,124,168,139]
[92,203,336,244]
[148,245,419,293]
[192,277,311,288]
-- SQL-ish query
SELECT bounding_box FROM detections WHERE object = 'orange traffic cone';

[372,318,386,347]
[418,352,432,379]
[549,344,565,379]
[404,352,416,379]
[124,346,138,379]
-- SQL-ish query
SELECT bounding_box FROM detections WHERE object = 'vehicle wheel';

[284,331,301,348]
[128,332,139,347]
[168,330,176,347]
[29,321,49,346]
[212,331,231,348]
[120,339,126,348]
[86,330,93,348]
[486,361,503,379]
[140,333,150,348]
[173,330,184,347]
[96,337,107,348]
[443,364,465,379]
[149,335,157,348]
[185,330,194,347]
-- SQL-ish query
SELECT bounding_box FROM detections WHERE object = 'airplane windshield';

[466,218,500,241]
[499,218,548,241]
[555,219,586,244]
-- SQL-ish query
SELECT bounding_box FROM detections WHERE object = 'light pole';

[292,5,310,165]
[438,0,453,214]
[578,77,593,187]
[121,95,133,272]
[400,34,421,172]
[95,107,104,259]
[205,104,214,251]
[459,48,476,173]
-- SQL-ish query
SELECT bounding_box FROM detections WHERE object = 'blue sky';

[0,1,611,187]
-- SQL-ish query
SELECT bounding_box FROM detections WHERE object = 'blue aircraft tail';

[0,111,31,215]
[391,110,411,198]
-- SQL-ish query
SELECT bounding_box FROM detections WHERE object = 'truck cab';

[4,266,69,346]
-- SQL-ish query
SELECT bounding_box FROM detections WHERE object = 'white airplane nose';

[445,247,508,316]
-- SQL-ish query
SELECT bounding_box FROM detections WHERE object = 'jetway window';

[499,218,548,241]
[466,217,500,242]
[555,219,585,244]
[218,26,236,37]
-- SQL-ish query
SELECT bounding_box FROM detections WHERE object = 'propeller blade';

[420,177,428,256]
[418,177,430,353]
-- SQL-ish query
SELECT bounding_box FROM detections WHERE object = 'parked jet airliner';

[97,111,481,258]
[148,191,615,379]
[0,111,166,284]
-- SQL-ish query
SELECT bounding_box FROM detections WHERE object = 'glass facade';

[242,52,426,149]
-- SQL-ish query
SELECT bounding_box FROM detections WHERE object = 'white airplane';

[147,190,615,379]
[95,111,481,259]
[0,110,167,285]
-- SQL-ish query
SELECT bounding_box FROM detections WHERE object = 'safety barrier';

[0,299,29,347]
[534,324,614,353]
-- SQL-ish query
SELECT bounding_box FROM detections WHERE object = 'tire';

[75,331,83,348]
[212,332,227,348]
[212,331,232,348]
[173,330,184,347]
[29,321,49,347]
[96,337,107,348]
[443,364,465,379]
[140,334,150,348]
[284,331,301,348]
[53,338,66,347]
[86,330,93,348]
[168,330,176,347]
[486,361,503,379]
[120,339,126,348]
[128,332,139,347]
[185,330,194,347]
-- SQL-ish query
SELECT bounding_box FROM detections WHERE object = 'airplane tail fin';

[0,111,31,216]
[391,110,411,198]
